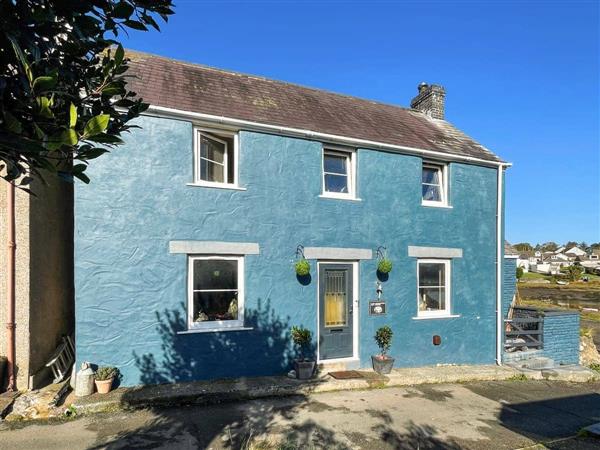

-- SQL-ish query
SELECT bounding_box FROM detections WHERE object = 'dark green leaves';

[0,0,174,188]
[83,115,110,137]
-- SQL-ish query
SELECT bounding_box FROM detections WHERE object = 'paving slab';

[72,364,519,414]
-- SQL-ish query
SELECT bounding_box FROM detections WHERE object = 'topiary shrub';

[377,258,393,274]
[295,259,311,276]
[291,326,312,360]
[374,325,393,358]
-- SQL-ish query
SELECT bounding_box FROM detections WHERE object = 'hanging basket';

[377,258,393,274]
[376,246,393,274]
[295,259,311,276]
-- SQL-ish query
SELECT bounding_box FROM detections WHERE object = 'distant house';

[565,246,586,257]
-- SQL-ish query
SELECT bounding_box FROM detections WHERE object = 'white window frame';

[192,127,240,189]
[321,147,357,200]
[187,255,245,331]
[421,162,448,207]
[416,259,451,318]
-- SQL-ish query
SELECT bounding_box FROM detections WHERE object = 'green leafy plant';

[374,326,393,358]
[291,326,312,360]
[516,266,524,281]
[0,0,174,188]
[589,363,600,373]
[562,265,584,282]
[295,259,311,276]
[377,258,393,274]
[95,366,120,381]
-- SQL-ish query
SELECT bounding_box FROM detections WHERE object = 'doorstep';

[72,364,518,414]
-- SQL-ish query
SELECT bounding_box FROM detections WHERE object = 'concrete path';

[1,380,599,449]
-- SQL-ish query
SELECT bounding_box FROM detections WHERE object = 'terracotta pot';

[95,377,114,394]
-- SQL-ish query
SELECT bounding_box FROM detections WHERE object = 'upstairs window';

[417,259,451,317]
[194,129,238,187]
[422,162,448,206]
[322,148,356,199]
[188,256,244,330]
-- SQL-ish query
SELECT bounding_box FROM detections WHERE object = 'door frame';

[316,260,359,363]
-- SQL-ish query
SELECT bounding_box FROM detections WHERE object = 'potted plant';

[94,366,119,394]
[372,326,394,374]
[295,259,311,277]
[377,258,393,274]
[291,326,315,380]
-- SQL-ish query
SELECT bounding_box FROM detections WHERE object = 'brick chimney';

[410,82,446,120]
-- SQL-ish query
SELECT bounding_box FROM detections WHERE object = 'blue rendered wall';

[75,115,500,386]
[502,258,517,319]
[542,312,580,365]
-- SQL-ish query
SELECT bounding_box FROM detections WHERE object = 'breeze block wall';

[512,306,580,365]
[74,115,501,386]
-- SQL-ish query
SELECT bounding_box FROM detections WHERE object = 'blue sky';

[123,0,599,245]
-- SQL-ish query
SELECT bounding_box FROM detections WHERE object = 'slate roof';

[125,51,503,163]
[504,242,519,256]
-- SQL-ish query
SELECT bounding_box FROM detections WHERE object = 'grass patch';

[507,373,529,381]
[588,363,600,373]
[580,327,594,338]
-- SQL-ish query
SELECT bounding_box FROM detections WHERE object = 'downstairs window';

[188,256,244,330]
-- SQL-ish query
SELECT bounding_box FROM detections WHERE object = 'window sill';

[177,326,254,334]
[319,194,362,202]
[421,202,452,209]
[187,182,247,191]
[412,314,461,320]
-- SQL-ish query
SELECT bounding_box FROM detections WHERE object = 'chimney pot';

[411,83,446,120]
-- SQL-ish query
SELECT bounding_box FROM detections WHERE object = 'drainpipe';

[496,166,504,366]
[6,180,16,391]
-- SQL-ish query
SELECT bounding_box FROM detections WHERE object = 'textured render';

[0,181,31,389]
[0,175,74,389]
[75,115,500,386]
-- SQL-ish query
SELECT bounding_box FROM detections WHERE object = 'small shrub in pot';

[291,326,315,380]
[94,366,119,394]
[372,326,395,374]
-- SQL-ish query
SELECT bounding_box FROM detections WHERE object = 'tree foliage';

[0,0,174,188]
[516,266,524,280]
[513,242,533,252]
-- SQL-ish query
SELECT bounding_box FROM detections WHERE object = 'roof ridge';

[124,48,422,115]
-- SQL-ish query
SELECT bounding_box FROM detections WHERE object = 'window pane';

[422,167,440,184]
[419,263,445,287]
[422,184,441,202]
[324,269,347,327]
[200,135,225,163]
[200,158,225,183]
[324,154,348,175]
[193,260,237,290]
[193,291,238,322]
[418,287,446,312]
[324,174,349,193]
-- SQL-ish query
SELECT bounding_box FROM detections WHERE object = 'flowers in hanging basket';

[295,259,311,276]
[377,258,393,274]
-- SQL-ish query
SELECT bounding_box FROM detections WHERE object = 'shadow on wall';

[133,298,310,385]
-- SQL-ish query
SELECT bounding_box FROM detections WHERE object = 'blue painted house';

[75,51,512,386]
